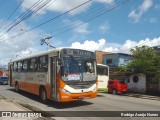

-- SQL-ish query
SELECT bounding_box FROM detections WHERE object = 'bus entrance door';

[9,64,13,86]
[50,57,58,100]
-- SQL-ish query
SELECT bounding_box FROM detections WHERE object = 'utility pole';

[40,36,55,50]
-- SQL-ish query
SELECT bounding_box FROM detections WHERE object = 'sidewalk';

[0,96,38,120]
[0,99,28,111]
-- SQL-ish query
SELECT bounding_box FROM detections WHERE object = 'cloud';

[103,39,137,53]
[128,10,141,23]
[99,22,110,33]
[70,37,160,54]
[62,19,90,34]
[104,37,160,53]
[136,37,160,47]
[73,21,89,34]
[21,0,114,16]
[70,39,106,51]
[128,0,153,23]
[149,18,157,23]
[21,0,92,15]
[0,48,38,67]
[0,21,40,66]
[94,0,114,4]
[15,48,39,59]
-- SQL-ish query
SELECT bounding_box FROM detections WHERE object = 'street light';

[40,36,55,50]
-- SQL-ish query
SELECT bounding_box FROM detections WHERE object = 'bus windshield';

[61,56,96,82]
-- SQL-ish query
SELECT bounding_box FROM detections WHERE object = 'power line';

[0,0,52,39]
[0,0,42,39]
[42,0,135,40]
[4,0,41,31]
[46,0,156,54]
[0,0,158,55]
[18,0,92,34]
[131,35,160,48]
[0,0,6,25]
[48,0,159,51]
[0,0,131,42]
[47,0,125,34]
[119,35,160,53]
[0,0,24,30]
[45,1,113,33]
[30,0,57,19]
[7,0,52,32]
[4,0,56,31]
[51,0,131,36]
[0,0,40,38]
[0,0,92,42]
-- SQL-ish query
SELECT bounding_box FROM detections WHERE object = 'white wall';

[127,73,146,93]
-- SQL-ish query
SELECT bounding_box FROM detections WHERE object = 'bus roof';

[9,47,95,63]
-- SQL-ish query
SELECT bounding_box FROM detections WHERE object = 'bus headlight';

[61,88,70,94]
[93,85,98,92]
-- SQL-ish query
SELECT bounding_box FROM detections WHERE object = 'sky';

[0,0,160,66]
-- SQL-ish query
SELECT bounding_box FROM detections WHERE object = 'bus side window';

[38,55,48,72]
[22,59,28,72]
[29,58,37,72]
[17,61,23,72]
[13,62,17,72]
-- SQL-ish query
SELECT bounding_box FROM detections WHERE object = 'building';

[0,69,2,76]
[95,51,110,64]
[102,53,132,67]
[102,53,132,76]
[0,68,8,77]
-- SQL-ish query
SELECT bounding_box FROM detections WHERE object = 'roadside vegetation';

[115,46,160,75]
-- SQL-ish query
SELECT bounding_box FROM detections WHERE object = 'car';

[0,76,8,85]
[107,79,128,94]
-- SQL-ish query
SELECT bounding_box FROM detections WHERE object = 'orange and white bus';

[8,48,97,102]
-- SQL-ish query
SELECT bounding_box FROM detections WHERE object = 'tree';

[126,46,160,75]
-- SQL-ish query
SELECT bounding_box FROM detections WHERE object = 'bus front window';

[83,59,96,81]
[61,57,96,82]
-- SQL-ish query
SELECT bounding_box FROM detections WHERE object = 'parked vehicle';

[0,77,8,85]
[97,64,109,92]
[107,79,128,94]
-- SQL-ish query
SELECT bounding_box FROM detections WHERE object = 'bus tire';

[40,88,47,103]
[15,82,20,92]
[112,89,117,95]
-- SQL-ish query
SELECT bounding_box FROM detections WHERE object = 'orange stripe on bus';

[12,80,51,97]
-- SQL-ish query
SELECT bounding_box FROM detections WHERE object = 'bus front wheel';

[40,88,47,103]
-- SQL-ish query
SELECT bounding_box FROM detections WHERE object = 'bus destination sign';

[62,49,95,57]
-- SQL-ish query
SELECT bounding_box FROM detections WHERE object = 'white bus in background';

[97,64,109,92]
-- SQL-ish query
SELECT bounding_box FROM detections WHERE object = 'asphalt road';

[0,85,160,120]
